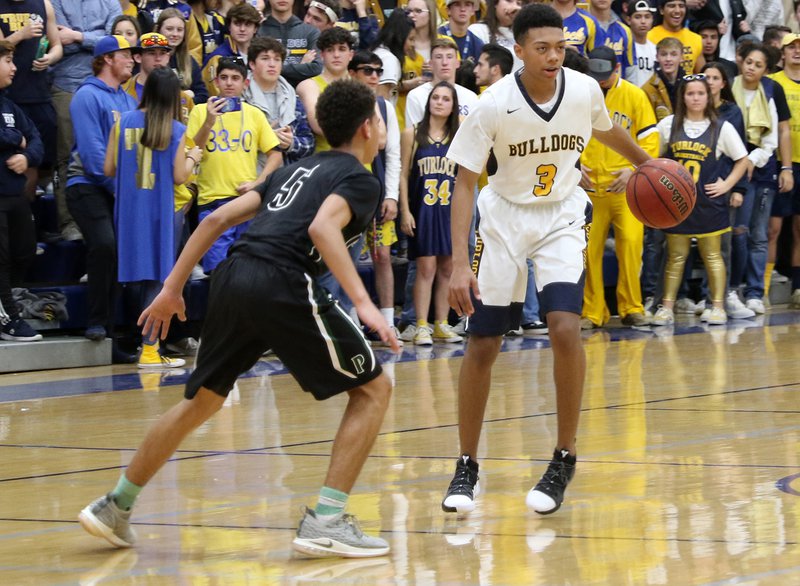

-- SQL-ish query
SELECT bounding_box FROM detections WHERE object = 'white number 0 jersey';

[447,67,613,204]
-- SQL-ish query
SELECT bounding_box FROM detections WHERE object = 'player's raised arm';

[448,165,481,316]
[138,191,262,340]
[593,122,653,168]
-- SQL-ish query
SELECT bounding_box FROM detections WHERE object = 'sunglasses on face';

[682,73,707,81]
[404,7,429,14]
[356,66,384,76]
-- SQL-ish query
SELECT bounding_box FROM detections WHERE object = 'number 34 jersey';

[230,152,382,276]
[447,67,613,205]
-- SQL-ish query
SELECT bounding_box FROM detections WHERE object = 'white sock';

[380,307,394,327]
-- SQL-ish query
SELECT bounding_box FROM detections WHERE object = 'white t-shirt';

[468,23,522,72]
[382,100,401,201]
[626,41,656,88]
[656,116,748,161]
[447,67,613,205]
[404,81,479,127]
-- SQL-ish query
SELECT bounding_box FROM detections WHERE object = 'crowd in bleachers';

[1,0,799,365]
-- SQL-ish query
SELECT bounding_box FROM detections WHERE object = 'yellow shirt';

[769,71,800,164]
[581,77,660,193]
[312,75,332,153]
[647,25,703,75]
[187,102,279,206]
[397,53,424,131]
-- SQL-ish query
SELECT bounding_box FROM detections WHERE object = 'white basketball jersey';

[447,67,613,205]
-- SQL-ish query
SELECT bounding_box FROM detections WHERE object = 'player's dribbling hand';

[358,302,401,353]
[449,262,479,317]
[138,289,186,341]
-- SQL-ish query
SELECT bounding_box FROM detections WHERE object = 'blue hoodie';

[66,76,137,193]
[0,94,43,197]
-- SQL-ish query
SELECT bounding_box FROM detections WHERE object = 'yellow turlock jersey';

[581,76,659,194]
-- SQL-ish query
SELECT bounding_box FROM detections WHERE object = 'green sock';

[314,486,348,521]
[110,474,143,511]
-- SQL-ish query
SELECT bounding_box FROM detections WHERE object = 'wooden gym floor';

[0,310,799,585]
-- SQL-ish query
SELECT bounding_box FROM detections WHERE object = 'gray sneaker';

[292,507,390,558]
[78,494,136,548]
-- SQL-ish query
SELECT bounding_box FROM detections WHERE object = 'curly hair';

[316,79,376,147]
[317,26,355,52]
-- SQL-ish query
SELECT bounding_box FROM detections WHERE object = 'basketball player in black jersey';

[78,79,400,559]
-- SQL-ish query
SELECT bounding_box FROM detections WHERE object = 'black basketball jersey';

[230,151,381,275]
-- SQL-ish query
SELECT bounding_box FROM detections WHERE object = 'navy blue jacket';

[0,93,43,196]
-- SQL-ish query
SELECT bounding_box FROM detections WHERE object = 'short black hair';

[216,56,248,78]
[763,25,792,45]
[562,47,589,74]
[739,42,776,71]
[692,20,719,34]
[317,79,376,147]
[317,26,354,51]
[348,50,382,71]
[248,36,286,63]
[480,43,513,76]
[512,3,563,44]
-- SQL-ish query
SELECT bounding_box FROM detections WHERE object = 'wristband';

[781,166,792,171]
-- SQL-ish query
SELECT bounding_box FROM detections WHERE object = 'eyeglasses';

[220,56,246,67]
[404,7,429,14]
[140,34,170,49]
[356,66,384,76]
[682,73,707,81]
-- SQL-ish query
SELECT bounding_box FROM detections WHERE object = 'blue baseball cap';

[93,35,140,58]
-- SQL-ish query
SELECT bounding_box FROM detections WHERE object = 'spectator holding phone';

[243,36,315,164]
[186,57,282,273]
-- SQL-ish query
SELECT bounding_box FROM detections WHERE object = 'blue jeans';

[740,183,776,300]
[198,198,250,273]
[641,227,665,299]
[522,259,540,323]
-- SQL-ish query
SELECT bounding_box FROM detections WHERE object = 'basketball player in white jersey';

[441,3,652,516]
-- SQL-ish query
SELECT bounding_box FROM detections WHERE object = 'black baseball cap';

[627,0,657,16]
[587,46,617,82]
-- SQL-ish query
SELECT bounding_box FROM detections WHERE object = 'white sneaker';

[700,307,712,322]
[651,306,674,326]
[399,324,417,343]
[706,306,727,325]
[726,291,756,319]
[506,327,523,337]
[745,298,765,315]
[772,269,789,283]
[433,323,463,343]
[674,298,697,314]
[413,325,433,346]
[694,299,706,316]
[452,316,467,336]
[791,289,800,310]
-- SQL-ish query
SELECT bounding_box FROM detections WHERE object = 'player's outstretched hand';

[138,289,187,342]
[449,262,479,317]
[357,301,401,353]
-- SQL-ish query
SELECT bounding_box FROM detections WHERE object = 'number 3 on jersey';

[423,179,452,206]
[532,164,556,198]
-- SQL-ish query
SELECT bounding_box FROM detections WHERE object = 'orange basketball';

[625,158,697,229]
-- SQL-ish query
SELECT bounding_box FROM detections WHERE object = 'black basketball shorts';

[185,254,382,401]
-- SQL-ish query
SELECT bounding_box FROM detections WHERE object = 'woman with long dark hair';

[105,68,202,368]
[399,81,462,345]
[651,75,749,327]
[372,9,415,104]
